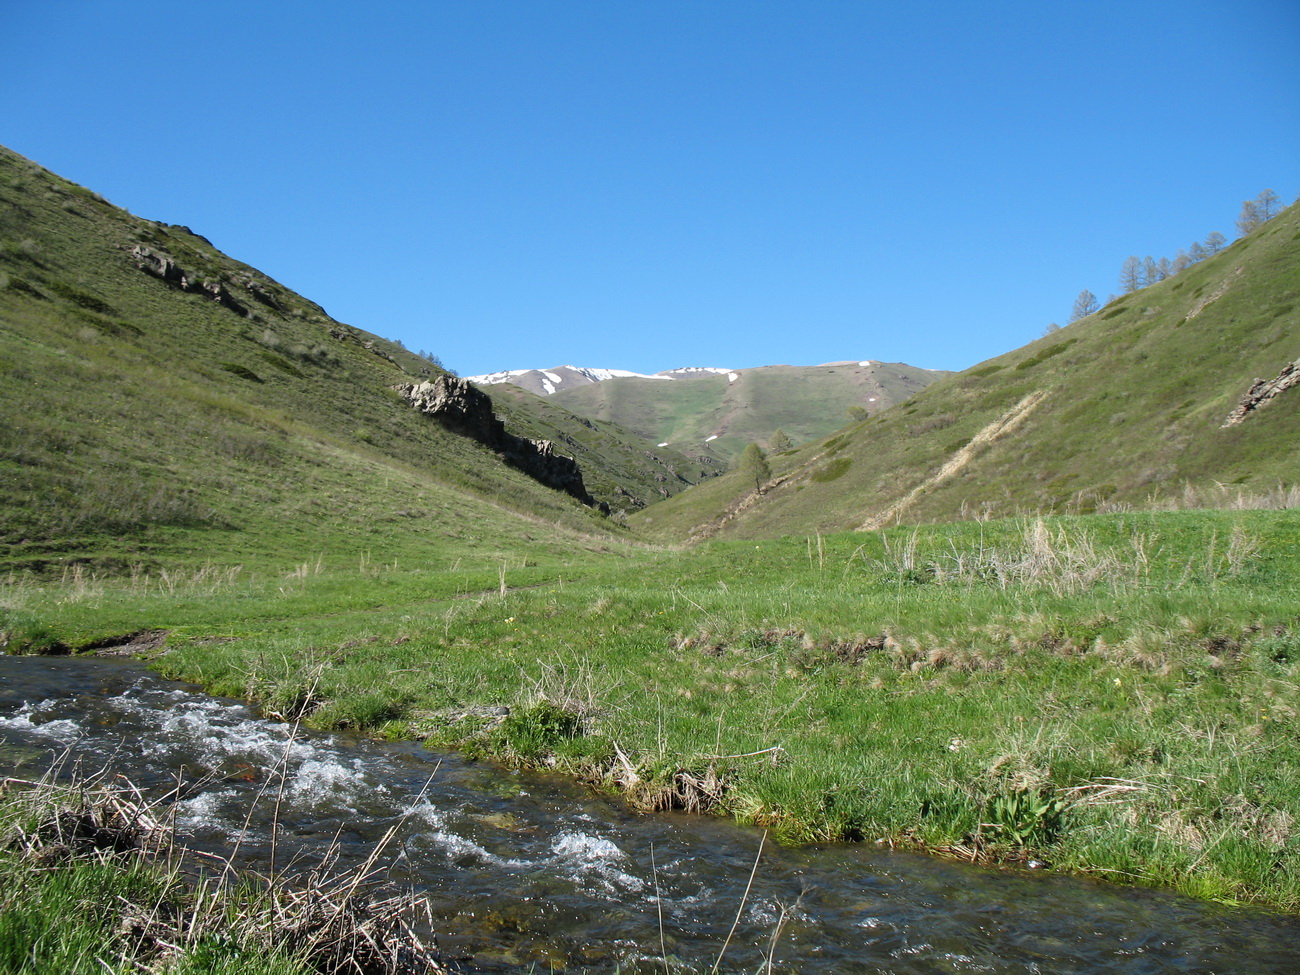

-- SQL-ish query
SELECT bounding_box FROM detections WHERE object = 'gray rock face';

[1224,358,1300,426]
[132,245,248,317]
[396,376,600,508]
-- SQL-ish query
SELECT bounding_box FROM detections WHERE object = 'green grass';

[7,508,1300,911]
[0,775,425,975]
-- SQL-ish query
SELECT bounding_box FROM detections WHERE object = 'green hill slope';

[637,202,1300,540]
[0,146,632,573]
[552,360,948,463]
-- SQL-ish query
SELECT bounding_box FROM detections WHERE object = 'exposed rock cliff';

[131,245,249,316]
[1223,357,1300,426]
[396,376,601,508]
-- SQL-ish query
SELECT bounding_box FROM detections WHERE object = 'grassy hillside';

[552,360,947,463]
[637,203,1300,541]
[0,146,646,574]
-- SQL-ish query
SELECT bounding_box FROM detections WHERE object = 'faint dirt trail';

[858,390,1047,531]
[1186,266,1242,320]
[686,469,796,543]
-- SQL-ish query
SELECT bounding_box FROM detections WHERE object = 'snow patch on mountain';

[466,364,737,395]
[467,368,539,384]
[659,366,734,377]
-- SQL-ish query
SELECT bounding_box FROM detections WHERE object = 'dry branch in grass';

[1,770,446,975]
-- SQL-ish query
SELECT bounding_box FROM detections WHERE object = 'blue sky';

[3,1,1297,376]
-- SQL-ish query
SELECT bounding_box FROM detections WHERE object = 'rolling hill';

[636,200,1300,540]
[478,380,728,511]
[0,145,698,572]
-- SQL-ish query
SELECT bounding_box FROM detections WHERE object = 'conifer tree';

[739,442,771,494]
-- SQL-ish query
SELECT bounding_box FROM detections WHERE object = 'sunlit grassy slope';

[636,203,1300,541]
[552,360,947,463]
[0,145,719,572]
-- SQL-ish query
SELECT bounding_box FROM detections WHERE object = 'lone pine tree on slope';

[739,442,772,494]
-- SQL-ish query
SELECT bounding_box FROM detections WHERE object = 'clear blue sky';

[3,1,1297,376]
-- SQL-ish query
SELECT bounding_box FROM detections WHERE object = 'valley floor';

[4,508,1300,913]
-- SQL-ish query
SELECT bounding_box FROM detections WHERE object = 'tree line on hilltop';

[1065,189,1287,326]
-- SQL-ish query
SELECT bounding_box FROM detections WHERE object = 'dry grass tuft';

[1,768,445,974]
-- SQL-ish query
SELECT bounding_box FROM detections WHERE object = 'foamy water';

[3,655,1298,974]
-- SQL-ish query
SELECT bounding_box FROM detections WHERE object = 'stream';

[1,654,1297,973]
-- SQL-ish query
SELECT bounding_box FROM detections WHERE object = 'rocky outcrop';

[132,245,248,316]
[245,280,284,311]
[1223,357,1300,426]
[396,376,601,508]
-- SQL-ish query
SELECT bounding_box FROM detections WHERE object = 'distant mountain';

[548,361,950,462]
[636,201,1300,540]
[466,364,733,396]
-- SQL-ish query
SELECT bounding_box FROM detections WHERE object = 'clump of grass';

[873,518,1149,596]
[1139,481,1300,513]
[0,767,443,975]
[809,457,852,483]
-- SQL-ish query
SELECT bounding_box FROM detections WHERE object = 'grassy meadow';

[5,508,1299,911]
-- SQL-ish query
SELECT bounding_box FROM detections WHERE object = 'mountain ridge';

[551,360,949,462]
[467,364,734,396]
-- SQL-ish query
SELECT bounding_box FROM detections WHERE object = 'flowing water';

[1,654,1296,973]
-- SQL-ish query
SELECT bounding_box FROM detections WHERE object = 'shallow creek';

[1,655,1296,973]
